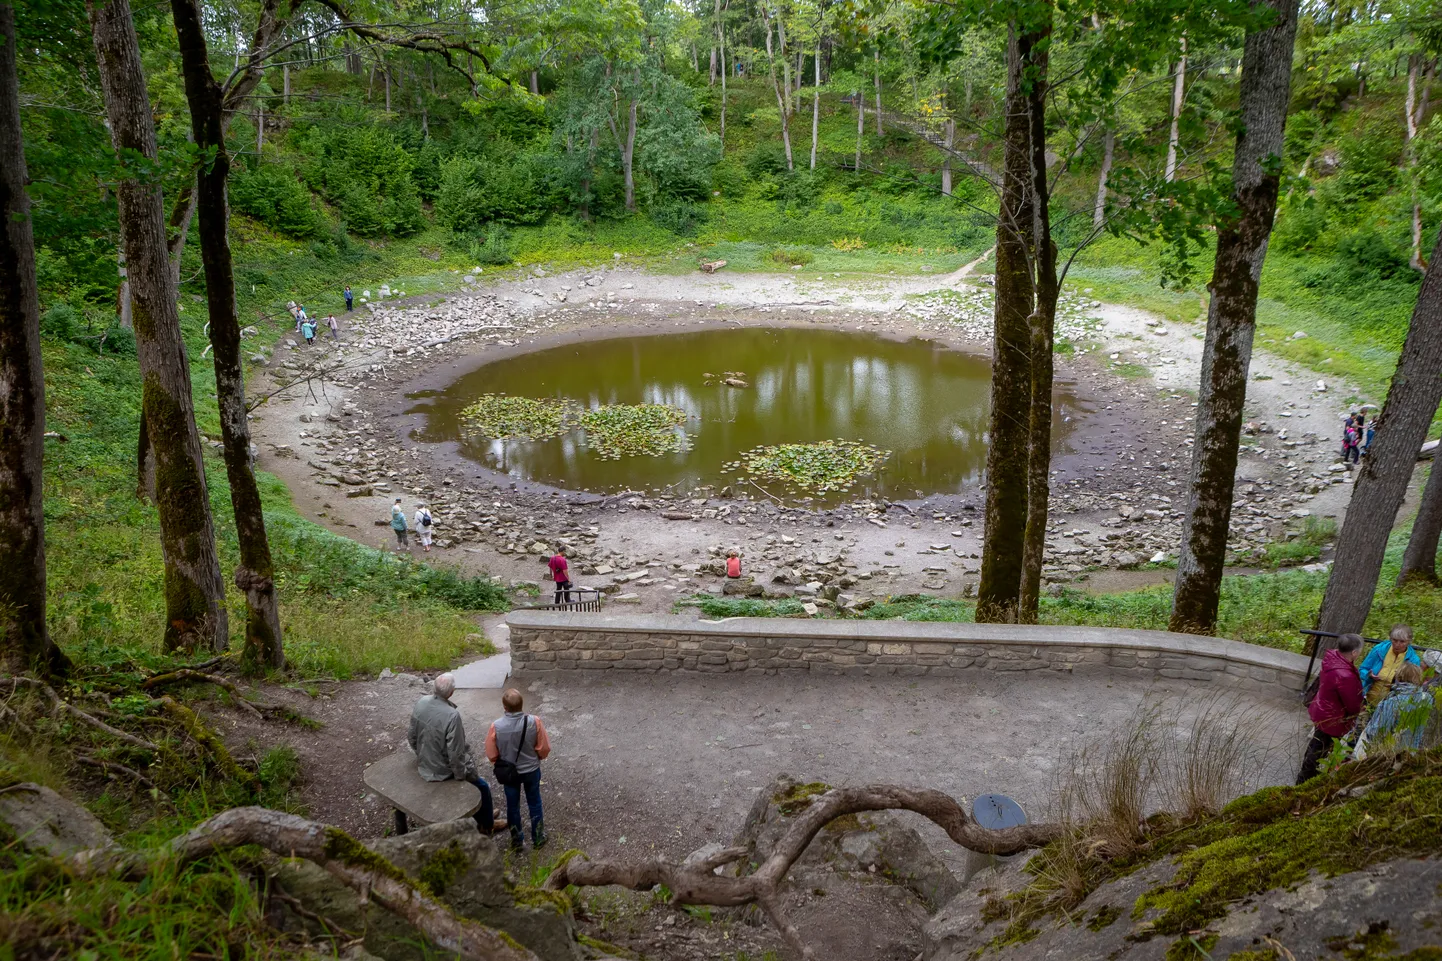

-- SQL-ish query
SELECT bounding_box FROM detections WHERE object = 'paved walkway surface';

[447,668,1307,874]
[453,618,511,689]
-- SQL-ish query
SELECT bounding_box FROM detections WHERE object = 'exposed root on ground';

[546,782,1063,960]
[1,676,159,752]
[66,807,539,961]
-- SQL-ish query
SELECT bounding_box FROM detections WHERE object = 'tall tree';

[0,1,68,677]
[1398,451,1442,586]
[1170,0,1300,635]
[89,0,229,652]
[171,0,284,670]
[762,2,795,169]
[1164,34,1187,182]
[1317,227,1442,631]
[977,13,1049,623]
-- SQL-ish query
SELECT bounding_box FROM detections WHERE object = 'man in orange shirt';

[485,688,551,850]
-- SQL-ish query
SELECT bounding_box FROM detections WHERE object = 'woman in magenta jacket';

[1297,633,1365,784]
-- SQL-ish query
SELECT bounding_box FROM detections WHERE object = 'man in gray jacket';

[408,673,498,835]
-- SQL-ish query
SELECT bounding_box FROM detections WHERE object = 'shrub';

[651,200,707,236]
[229,164,323,238]
[746,143,791,178]
[40,303,81,340]
[1336,118,1403,199]
[769,247,814,266]
[462,224,514,265]
[297,126,425,237]
[435,152,552,230]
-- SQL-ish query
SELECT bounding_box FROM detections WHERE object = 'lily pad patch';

[578,404,692,460]
[733,440,890,493]
[458,395,577,441]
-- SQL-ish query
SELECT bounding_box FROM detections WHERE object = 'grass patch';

[1262,516,1337,569]
[681,595,809,619]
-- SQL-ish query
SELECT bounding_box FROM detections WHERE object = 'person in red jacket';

[1297,633,1365,783]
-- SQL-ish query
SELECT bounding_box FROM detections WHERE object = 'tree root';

[73,754,164,799]
[143,669,268,719]
[69,807,541,961]
[158,695,255,787]
[266,884,360,942]
[545,783,1063,960]
[2,676,158,752]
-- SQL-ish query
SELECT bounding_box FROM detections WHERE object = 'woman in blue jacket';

[1359,625,1424,705]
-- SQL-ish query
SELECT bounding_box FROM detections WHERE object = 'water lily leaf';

[458,395,576,441]
[580,404,691,460]
[740,440,890,493]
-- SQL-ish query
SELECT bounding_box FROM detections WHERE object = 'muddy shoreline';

[249,264,1370,613]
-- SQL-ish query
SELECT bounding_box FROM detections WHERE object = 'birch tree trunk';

[873,49,883,135]
[89,0,230,653]
[763,10,794,170]
[171,0,284,671]
[778,6,791,117]
[942,116,954,195]
[623,72,638,211]
[1094,126,1115,227]
[1170,0,1300,635]
[1317,228,1442,630]
[719,22,728,145]
[0,2,69,677]
[1399,455,1442,586]
[1019,5,1057,623]
[1406,54,1433,272]
[1165,35,1187,182]
[977,22,1041,624]
[856,89,863,171]
[810,39,820,170]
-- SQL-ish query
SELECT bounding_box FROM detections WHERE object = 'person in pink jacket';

[1297,633,1365,783]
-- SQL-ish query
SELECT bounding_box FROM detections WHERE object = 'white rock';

[1149,551,1168,564]
[1292,330,1308,339]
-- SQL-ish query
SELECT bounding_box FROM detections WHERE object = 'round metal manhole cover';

[972,793,1027,830]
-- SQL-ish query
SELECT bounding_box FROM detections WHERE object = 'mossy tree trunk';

[978,18,1050,624]
[1018,9,1056,622]
[171,0,284,671]
[1398,457,1442,587]
[1317,227,1442,632]
[0,2,69,677]
[90,0,229,653]
[1171,0,1300,635]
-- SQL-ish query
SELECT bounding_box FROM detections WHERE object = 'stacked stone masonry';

[506,613,1309,694]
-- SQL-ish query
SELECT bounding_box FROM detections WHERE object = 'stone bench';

[363,749,481,835]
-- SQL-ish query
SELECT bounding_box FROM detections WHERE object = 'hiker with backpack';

[1297,632,1365,784]
[1341,413,1361,466]
[414,502,435,552]
[485,688,551,851]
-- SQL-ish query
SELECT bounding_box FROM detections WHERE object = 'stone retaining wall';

[506,612,1309,694]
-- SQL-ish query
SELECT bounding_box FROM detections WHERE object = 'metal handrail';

[524,587,604,613]
[1299,629,1439,688]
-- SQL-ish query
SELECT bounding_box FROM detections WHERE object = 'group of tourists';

[1340,411,1376,465]
[1298,624,1440,783]
[408,677,549,851]
[389,499,435,552]
[286,301,339,346]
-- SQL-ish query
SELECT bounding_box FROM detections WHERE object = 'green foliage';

[769,247,814,266]
[435,150,554,230]
[229,163,324,238]
[297,125,425,237]
[685,595,809,618]
[1262,516,1337,569]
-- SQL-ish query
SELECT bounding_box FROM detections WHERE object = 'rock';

[722,577,763,598]
[272,819,580,961]
[683,842,727,868]
[801,602,819,616]
[0,783,114,858]
[1292,330,1308,339]
[1114,552,1141,569]
[611,593,642,603]
[1149,551,1168,564]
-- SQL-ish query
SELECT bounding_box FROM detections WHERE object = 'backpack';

[420,510,432,529]
[492,715,528,787]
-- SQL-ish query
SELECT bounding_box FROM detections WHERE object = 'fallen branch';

[267,884,360,942]
[142,670,265,719]
[70,808,539,961]
[546,783,1062,960]
[74,755,164,798]
[3,677,158,752]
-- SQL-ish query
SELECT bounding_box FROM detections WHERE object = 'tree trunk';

[117,248,132,328]
[1165,35,1187,182]
[810,38,820,170]
[89,0,230,653]
[1316,229,1442,630]
[171,0,284,672]
[873,49,883,136]
[763,9,793,170]
[1093,125,1115,227]
[384,64,391,112]
[623,74,638,211]
[530,69,538,95]
[256,98,263,153]
[1399,456,1442,586]
[1170,0,1300,635]
[282,62,289,103]
[710,45,717,86]
[1407,54,1430,272]
[778,6,790,117]
[718,11,728,145]
[977,22,1042,624]
[1019,9,1057,624]
[856,88,863,171]
[0,2,68,677]
[942,116,954,195]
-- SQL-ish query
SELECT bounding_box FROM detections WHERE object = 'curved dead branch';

[546,783,1062,960]
[2,676,158,752]
[70,807,540,961]
[142,669,269,719]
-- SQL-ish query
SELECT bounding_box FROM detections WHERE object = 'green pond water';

[411,327,1085,500]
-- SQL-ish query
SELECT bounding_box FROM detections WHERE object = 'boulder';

[0,783,113,858]
[272,819,581,961]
